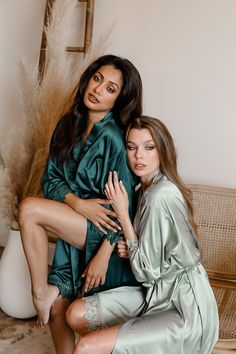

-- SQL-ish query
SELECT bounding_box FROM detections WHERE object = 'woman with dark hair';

[19,54,142,353]
[67,116,219,354]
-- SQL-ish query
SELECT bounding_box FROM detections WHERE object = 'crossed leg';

[73,326,119,354]
[49,295,119,354]
[65,286,145,354]
[19,197,87,327]
[49,296,75,354]
[66,298,119,354]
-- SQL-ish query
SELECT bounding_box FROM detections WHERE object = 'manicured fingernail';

[119,180,123,184]
[113,171,117,174]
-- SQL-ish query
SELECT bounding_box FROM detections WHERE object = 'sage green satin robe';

[95,173,219,353]
[41,112,138,298]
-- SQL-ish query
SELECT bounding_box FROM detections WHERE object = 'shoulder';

[144,178,185,211]
[93,112,125,143]
[98,120,126,154]
[102,120,124,140]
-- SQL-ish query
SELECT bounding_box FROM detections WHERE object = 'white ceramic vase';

[0,229,36,318]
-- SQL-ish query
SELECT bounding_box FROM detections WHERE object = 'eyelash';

[107,87,115,93]
[127,146,155,151]
[93,74,100,81]
[93,75,115,93]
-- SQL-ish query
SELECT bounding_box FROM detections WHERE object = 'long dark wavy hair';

[50,54,142,162]
[126,116,198,236]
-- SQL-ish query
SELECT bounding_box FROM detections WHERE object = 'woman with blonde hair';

[66,115,219,354]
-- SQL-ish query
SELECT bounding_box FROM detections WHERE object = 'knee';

[66,300,85,333]
[74,336,94,354]
[18,197,41,228]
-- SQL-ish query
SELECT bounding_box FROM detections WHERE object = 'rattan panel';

[191,188,236,274]
[212,285,236,339]
[188,185,236,343]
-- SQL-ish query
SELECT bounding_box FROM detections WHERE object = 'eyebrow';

[97,71,120,90]
[127,139,155,145]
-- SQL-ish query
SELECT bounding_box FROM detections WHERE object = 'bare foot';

[32,284,59,328]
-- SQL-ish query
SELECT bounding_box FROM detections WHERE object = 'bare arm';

[65,192,120,291]
[105,171,138,241]
[106,171,175,283]
[82,240,115,292]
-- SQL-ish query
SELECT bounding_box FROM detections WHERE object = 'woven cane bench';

[188,184,236,353]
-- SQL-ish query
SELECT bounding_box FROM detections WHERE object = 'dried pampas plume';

[0,162,15,234]
[0,0,111,231]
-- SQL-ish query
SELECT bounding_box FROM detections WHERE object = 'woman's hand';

[105,172,137,243]
[82,251,109,293]
[116,237,129,258]
[105,171,129,221]
[65,193,121,234]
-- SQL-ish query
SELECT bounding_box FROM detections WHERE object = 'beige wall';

[1,0,236,188]
[0,1,46,245]
[93,0,236,188]
[0,0,46,136]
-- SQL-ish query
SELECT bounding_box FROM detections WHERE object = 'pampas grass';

[0,0,111,231]
[0,162,15,234]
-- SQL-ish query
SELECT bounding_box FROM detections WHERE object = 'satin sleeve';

[41,156,72,202]
[128,202,176,283]
[40,118,73,202]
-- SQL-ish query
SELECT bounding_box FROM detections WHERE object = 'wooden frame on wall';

[66,0,95,53]
[39,0,95,77]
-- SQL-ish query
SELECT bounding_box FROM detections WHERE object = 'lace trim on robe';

[126,239,139,260]
[84,294,105,332]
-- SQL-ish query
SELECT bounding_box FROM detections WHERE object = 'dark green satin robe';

[41,112,138,298]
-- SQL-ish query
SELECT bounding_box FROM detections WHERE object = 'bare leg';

[66,299,89,336]
[66,298,119,354]
[50,296,75,354]
[74,326,119,354]
[19,197,87,326]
